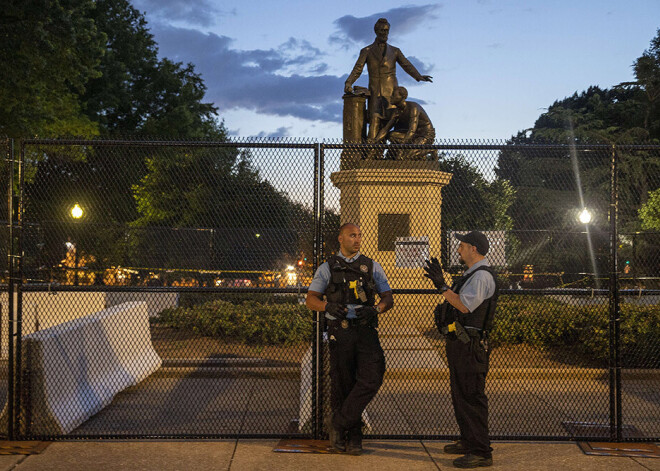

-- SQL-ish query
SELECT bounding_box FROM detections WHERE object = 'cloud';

[153,26,344,122]
[256,126,292,138]
[132,0,234,27]
[330,4,441,47]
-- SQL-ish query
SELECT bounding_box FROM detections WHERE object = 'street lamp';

[578,208,592,224]
[70,203,84,220]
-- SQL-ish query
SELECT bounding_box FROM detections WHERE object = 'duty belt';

[464,326,483,338]
[328,318,371,329]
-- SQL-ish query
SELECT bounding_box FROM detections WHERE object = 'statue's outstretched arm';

[397,50,433,83]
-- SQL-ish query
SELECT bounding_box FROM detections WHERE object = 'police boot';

[328,424,346,452]
[346,425,363,455]
[444,440,470,454]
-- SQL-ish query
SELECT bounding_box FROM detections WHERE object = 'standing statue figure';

[344,18,433,143]
[375,86,437,161]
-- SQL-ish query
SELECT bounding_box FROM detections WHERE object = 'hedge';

[179,292,301,308]
[490,296,660,368]
[156,299,311,346]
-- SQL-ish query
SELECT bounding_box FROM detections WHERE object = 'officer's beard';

[459,255,466,265]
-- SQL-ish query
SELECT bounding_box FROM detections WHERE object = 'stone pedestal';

[330,161,453,327]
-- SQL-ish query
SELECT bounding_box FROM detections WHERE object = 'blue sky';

[132,0,660,141]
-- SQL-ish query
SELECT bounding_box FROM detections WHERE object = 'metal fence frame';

[3,138,659,441]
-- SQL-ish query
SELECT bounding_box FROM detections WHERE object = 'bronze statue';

[344,18,432,143]
[375,86,437,161]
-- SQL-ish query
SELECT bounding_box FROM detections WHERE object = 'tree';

[130,148,311,270]
[82,0,224,139]
[14,0,243,279]
[494,30,660,277]
[630,28,660,138]
[78,0,227,227]
[439,155,515,232]
[497,30,660,231]
[0,0,105,137]
[639,188,660,230]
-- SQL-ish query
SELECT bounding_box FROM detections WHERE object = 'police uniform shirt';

[458,258,496,313]
[308,252,391,319]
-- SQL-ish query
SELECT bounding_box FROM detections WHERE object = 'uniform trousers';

[446,336,493,458]
[328,323,385,430]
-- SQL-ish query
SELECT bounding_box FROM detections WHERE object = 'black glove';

[424,257,450,292]
[325,302,347,320]
[355,305,379,322]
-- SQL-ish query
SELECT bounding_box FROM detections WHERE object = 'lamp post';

[577,207,599,288]
[69,203,84,285]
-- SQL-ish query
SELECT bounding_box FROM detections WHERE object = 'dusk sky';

[131,0,660,141]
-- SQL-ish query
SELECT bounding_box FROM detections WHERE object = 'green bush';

[156,299,311,346]
[490,296,660,367]
[178,292,300,308]
[618,303,660,368]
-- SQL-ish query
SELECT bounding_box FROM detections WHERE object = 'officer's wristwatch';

[440,284,450,293]
[375,305,382,313]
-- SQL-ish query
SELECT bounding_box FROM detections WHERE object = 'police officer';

[306,223,393,455]
[424,231,498,468]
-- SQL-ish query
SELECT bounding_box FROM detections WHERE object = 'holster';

[448,320,471,344]
[434,302,455,335]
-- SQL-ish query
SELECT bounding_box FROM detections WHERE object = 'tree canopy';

[0,0,224,140]
[496,28,660,235]
[5,1,315,277]
[0,0,105,137]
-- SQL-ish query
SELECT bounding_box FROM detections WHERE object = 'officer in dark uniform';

[306,223,393,455]
[424,231,498,468]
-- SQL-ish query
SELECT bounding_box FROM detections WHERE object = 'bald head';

[338,223,361,257]
[339,223,359,235]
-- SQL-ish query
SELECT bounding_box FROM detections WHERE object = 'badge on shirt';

[341,320,349,329]
[360,264,368,273]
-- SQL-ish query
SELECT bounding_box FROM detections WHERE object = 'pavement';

[0,439,659,471]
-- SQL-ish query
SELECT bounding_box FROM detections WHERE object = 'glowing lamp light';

[70,203,84,219]
[578,208,592,224]
[286,265,295,271]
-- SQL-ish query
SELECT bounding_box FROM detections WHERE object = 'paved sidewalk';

[0,440,658,471]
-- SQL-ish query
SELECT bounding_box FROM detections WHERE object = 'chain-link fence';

[1,138,658,441]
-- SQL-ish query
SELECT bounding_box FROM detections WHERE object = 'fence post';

[608,144,621,441]
[6,139,25,439]
[311,142,325,439]
[6,138,14,440]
